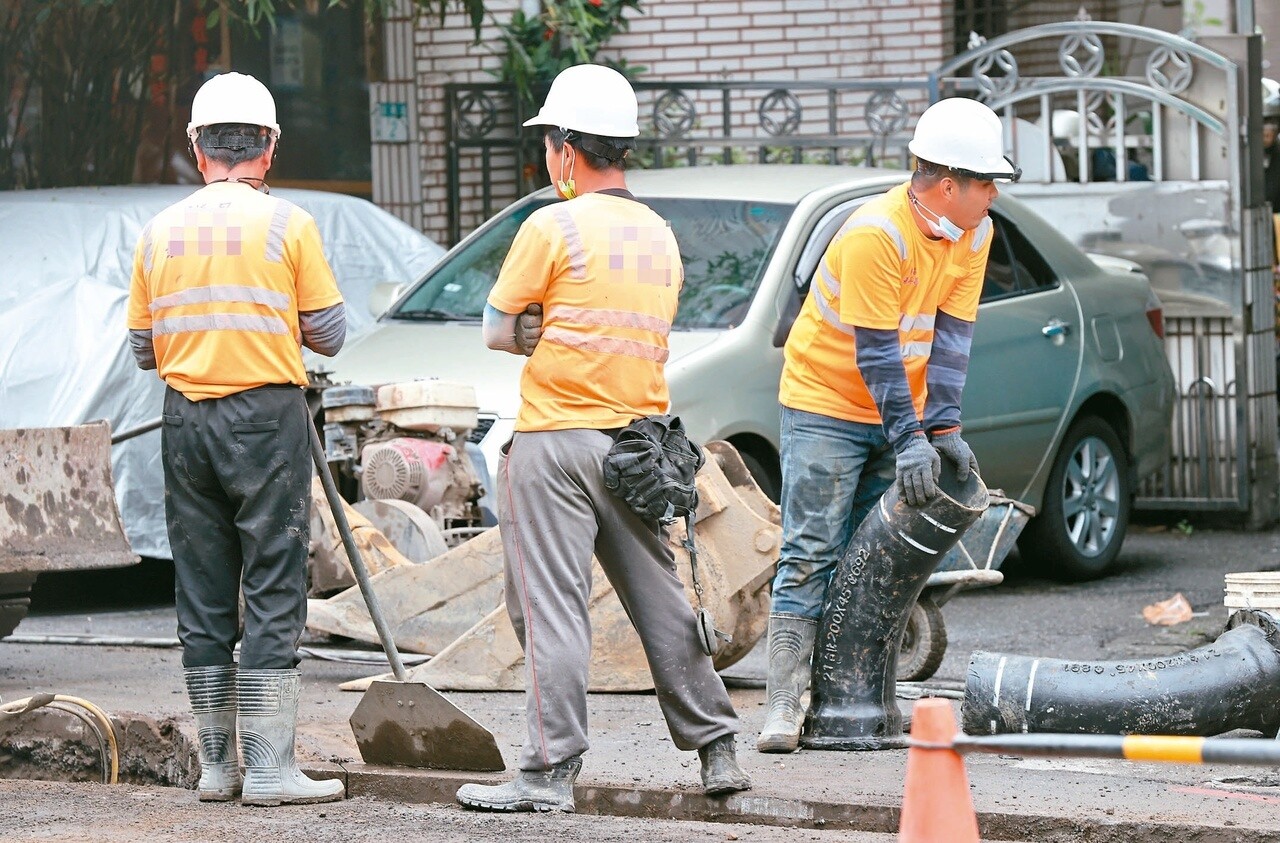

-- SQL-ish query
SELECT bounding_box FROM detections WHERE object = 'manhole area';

[0,708,197,787]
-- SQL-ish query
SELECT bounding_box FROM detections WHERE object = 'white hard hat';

[522,64,640,137]
[186,72,280,139]
[1264,77,1280,120]
[909,97,1018,181]
[1051,109,1081,141]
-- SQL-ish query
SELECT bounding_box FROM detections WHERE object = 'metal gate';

[933,20,1276,519]
[440,19,1276,522]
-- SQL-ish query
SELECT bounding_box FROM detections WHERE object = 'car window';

[391,196,793,331]
[982,212,1060,301]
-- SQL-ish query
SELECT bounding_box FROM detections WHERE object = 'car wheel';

[897,595,946,683]
[0,572,37,640]
[735,447,781,503]
[1018,416,1131,582]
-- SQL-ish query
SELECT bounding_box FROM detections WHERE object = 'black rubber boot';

[456,756,582,812]
[802,462,987,751]
[699,734,752,796]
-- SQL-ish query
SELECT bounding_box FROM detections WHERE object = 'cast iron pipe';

[962,610,1280,737]
[802,461,989,750]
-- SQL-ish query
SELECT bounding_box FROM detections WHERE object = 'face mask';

[556,145,577,200]
[908,189,963,243]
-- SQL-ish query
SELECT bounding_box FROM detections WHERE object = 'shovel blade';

[349,679,505,771]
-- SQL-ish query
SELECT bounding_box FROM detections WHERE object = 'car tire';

[1018,416,1131,582]
[897,595,946,683]
[735,447,781,503]
[0,572,37,640]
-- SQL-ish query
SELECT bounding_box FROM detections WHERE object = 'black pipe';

[801,461,989,751]
[962,610,1280,737]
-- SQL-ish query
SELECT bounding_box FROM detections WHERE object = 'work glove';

[931,429,980,482]
[514,303,543,356]
[895,434,941,507]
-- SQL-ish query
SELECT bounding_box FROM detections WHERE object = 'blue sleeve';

[854,326,922,452]
[923,311,974,432]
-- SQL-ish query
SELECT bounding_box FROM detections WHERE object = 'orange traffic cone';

[898,697,980,843]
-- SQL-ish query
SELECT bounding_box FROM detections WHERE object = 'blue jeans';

[771,406,897,620]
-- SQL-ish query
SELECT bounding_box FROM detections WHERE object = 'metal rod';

[110,417,163,445]
[950,733,1280,766]
[306,416,409,682]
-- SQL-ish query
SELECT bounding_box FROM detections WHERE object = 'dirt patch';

[0,708,197,787]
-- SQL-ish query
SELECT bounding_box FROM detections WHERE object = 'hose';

[0,694,119,784]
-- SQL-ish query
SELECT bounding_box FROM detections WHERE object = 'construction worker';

[757,98,1017,753]
[455,64,750,813]
[126,72,346,806]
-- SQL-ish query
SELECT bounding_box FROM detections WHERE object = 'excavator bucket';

[0,422,138,575]
[1,422,138,638]
[338,441,780,693]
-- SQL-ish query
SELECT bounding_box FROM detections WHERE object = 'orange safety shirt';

[779,182,991,424]
[488,192,684,432]
[127,183,343,401]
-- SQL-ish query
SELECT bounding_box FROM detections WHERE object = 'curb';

[311,762,1280,843]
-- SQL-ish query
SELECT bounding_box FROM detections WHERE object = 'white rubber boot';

[756,614,818,753]
[184,664,241,801]
[237,669,344,806]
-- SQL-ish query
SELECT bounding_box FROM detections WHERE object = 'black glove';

[514,304,543,356]
[895,434,941,507]
[931,429,979,482]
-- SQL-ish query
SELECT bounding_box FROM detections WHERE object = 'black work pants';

[162,384,311,669]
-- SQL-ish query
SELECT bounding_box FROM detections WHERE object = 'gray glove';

[514,303,543,356]
[931,429,979,482]
[895,434,941,507]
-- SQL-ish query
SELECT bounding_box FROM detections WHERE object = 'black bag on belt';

[602,414,704,524]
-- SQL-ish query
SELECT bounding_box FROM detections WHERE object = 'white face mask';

[908,190,964,243]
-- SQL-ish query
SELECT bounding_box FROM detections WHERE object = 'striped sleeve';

[923,311,974,432]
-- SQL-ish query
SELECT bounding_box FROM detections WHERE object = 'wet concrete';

[3,526,1280,842]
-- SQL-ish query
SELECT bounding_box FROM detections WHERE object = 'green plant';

[494,0,645,114]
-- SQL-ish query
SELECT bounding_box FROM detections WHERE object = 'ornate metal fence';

[443,78,935,244]
[933,19,1275,516]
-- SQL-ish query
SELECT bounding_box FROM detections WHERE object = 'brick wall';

[403,0,951,245]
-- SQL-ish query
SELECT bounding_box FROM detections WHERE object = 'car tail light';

[1144,289,1165,339]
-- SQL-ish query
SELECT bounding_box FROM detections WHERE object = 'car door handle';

[1041,319,1071,338]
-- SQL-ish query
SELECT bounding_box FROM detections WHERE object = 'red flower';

[588,0,603,6]
[543,28,554,40]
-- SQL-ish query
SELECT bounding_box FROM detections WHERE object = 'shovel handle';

[306,417,410,682]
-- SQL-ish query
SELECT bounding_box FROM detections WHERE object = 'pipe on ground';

[962,610,1280,737]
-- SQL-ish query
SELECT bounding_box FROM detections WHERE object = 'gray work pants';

[498,428,740,771]
[162,384,311,669]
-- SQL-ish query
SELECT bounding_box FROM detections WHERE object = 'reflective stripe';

[153,314,290,336]
[838,215,908,261]
[901,341,933,359]
[813,288,855,336]
[543,326,668,363]
[547,304,671,337]
[818,261,841,298]
[141,223,155,273]
[551,206,588,279]
[971,217,993,253]
[264,201,292,263]
[150,285,291,313]
[899,313,936,332]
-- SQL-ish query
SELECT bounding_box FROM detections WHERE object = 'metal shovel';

[306,417,504,771]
